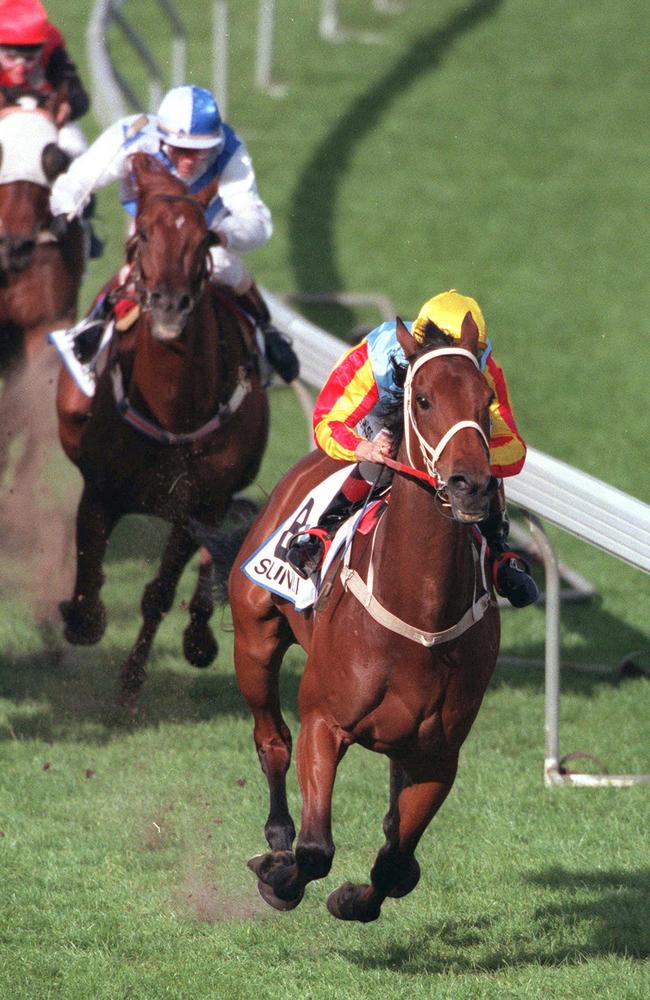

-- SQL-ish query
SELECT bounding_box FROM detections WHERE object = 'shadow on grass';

[491,595,650,696]
[290,0,504,333]
[342,867,649,974]
[0,638,304,745]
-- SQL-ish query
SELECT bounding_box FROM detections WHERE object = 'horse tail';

[187,496,259,602]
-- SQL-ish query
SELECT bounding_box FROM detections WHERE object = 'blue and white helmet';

[156,85,224,151]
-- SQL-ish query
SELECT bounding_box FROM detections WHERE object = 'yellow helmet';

[411,289,488,348]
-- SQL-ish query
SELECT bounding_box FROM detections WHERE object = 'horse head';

[128,152,220,341]
[396,312,497,522]
[0,89,71,272]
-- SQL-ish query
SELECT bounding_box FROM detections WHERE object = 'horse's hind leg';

[183,545,218,668]
[326,752,458,923]
[119,524,197,706]
[248,706,347,912]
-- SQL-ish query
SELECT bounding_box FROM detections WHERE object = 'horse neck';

[130,293,228,433]
[371,471,476,628]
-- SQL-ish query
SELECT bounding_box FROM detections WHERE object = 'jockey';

[286,290,539,608]
[49,84,299,385]
[0,0,89,159]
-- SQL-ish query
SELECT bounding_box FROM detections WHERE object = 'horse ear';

[395,316,419,358]
[459,310,480,356]
[42,143,71,183]
[194,175,220,209]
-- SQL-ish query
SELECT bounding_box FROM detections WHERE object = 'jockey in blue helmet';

[49,84,299,389]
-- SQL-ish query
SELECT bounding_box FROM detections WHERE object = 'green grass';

[1,1,649,997]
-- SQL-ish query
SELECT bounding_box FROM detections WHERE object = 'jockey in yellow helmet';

[286,290,538,608]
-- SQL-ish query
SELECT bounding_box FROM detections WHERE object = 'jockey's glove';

[50,214,70,240]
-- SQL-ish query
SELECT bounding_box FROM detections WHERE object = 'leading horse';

[56,152,269,705]
[229,314,501,922]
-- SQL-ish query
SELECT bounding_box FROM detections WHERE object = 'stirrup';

[285,528,329,580]
[48,316,109,398]
[492,551,539,608]
[263,324,300,384]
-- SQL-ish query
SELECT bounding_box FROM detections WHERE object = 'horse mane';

[378,321,455,449]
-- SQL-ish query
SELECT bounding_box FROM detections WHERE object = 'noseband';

[384,347,489,494]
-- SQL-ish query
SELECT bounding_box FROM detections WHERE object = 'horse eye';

[139,228,148,242]
[415,394,430,410]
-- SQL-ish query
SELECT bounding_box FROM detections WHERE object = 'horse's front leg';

[119,523,197,706]
[183,545,218,668]
[232,588,296,862]
[249,709,347,912]
[60,483,118,644]
[327,752,458,923]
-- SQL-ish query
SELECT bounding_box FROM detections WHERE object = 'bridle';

[383,347,490,498]
[129,192,213,313]
[339,345,494,646]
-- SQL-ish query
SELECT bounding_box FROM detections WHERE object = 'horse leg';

[60,484,118,644]
[234,611,296,862]
[248,709,347,912]
[326,752,458,923]
[182,546,218,668]
[118,524,198,706]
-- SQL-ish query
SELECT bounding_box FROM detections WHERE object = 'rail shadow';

[290,0,504,334]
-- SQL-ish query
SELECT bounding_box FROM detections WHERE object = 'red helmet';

[0,0,49,47]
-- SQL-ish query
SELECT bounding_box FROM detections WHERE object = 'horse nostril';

[178,294,192,313]
[447,474,474,495]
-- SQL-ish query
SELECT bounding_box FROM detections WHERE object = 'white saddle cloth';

[241,463,362,611]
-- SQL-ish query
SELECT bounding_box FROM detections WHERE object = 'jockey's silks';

[313,319,526,477]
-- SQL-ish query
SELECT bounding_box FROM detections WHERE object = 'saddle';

[242,466,388,612]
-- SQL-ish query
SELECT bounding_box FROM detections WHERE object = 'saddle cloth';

[242,464,372,611]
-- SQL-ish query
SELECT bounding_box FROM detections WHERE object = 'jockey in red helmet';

[0,0,89,157]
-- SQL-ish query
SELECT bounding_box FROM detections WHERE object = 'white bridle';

[403,347,490,485]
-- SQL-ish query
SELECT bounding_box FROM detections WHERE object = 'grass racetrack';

[1,2,648,997]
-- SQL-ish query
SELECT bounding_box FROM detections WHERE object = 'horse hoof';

[247,851,304,906]
[326,882,381,923]
[60,598,107,645]
[183,627,218,668]
[256,879,303,912]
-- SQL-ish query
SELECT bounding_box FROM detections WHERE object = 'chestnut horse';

[229,315,500,922]
[0,90,84,483]
[57,152,268,705]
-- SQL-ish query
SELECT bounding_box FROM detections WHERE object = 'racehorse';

[0,88,84,485]
[228,314,501,922]
[56,152,269,705]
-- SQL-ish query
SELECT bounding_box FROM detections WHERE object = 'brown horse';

[0,89,84,485]
[56,152,269,705]
[229,314,501,922]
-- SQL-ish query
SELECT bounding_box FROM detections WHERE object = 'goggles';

[0,44,43,63]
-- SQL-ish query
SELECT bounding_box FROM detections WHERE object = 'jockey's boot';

[480,488,539,608]
[236,283,300,384]
[286,472,372,580]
